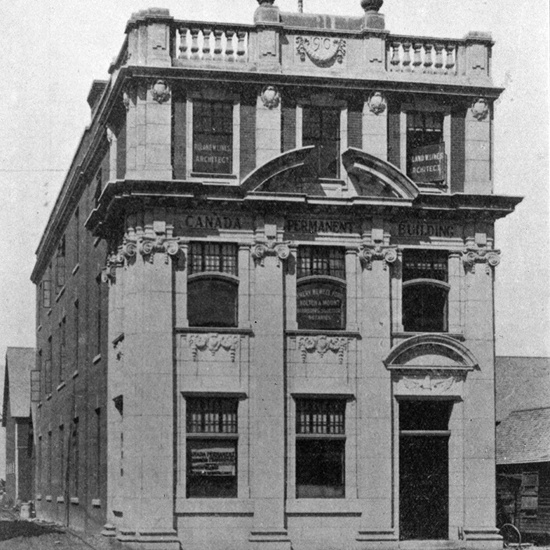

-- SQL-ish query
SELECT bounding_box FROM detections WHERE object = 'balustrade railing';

[387,37,462,75]
[175,22,252,63]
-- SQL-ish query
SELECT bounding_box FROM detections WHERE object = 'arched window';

[188,243,238,327]
[297,246,346,330]
[402,250,449,333]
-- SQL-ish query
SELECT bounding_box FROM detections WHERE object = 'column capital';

[358,244,397,270]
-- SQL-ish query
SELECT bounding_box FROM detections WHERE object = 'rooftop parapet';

[109,3,494,88]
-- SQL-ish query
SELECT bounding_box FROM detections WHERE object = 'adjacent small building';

[2,347,35,506]
[30,1,522,549]
[496,357,550,543]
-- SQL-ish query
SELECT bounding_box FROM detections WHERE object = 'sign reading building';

[190,447,236,476]
[409,143,446,184]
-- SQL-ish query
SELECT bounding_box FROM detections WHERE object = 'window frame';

[520,471,539,517]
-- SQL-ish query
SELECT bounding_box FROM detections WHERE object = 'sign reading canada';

[409,143,446,184]
[297,282,345,330]
[193,135,232,174]
[190,447,236,476]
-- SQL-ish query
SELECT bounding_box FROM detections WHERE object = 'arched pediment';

[384,334,478,371]
[241,146,420,199]
[342,148,419,200]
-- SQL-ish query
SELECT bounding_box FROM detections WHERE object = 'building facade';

[2,347,35,507]
[30,1,522,549]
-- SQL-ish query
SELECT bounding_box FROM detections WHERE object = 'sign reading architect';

[409,143,446,184]
[193,134,232,174]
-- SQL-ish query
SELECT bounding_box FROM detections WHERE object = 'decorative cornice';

[358,244,397,270]
[260,85,281,109]
[462,247,500,274]
[187,333,240,362]
[298,335,348,364]
[367,92,387,115]
[252,240,291,266]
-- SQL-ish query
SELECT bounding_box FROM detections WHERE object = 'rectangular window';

[188,243,238,276]
[521,472,539,517]
[56,237,66,290]
[193,100,233,174]
[295,399,346,499]
[59,425,65,495]
[59,317,66,382]
[297,247,346,330]
[45,337,53,394]
[407,111,445,184]
[74,300,79,372]
[38,435,43,491]
[302,106,341,178]
[94,170,102,208]
[186,397,238,498]
[74,208,80,265]
[96,276,102,355]
[402,249,449,333]
[71,419,79,497]
[48,431,52,493]
[42,279,51,308]
[95,408,101,497]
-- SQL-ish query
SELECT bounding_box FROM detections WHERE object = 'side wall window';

[186,397,238,498]
[520,472,539,517]
[295,399,346,499]
[193,100,233,175]
[188,243,238,327]
[402,249,449,332]
[297,246,346,330]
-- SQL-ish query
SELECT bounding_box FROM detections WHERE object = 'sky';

[0,0,548,474]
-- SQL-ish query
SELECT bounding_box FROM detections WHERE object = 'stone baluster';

[178,27,189,60]
[213,29,223,60]
[202,28,212,60]
[423,43,434,73]
[190,28,201,60]
[390,41,401,70]
[412,43,423,72]
[434,43,444,73]
[402,42,412,71]
[446,43,456,74]
[237,31,247,62]
[226,29,235,62]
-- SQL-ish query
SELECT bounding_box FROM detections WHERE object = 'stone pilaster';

[362,92,388,160]
[464,97,492,194]
[256,86,282,167]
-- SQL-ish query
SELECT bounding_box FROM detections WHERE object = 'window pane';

[403,250,448,282]
[187,439,237,498]
[186,398,238,434]
[296,439,345,498]
[188,278,238,327]
[297,400,345,435]
[402,283,448,332]
[298,247,345,279]
[399,401,452,431]
[188,243,238,276]
[303,106,340,178]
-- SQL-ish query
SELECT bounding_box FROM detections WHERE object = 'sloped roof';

[496,356,550,422]
[496,407,550,465]
[2,347,34,423]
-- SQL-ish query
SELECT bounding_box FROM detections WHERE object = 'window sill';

[46,495,52,502]
[91,499,101,508]
[55,286,66,302]
[176,498,253,515]
[37,324,42,332]
[286,499,363,515]
[57,381,66,392]
[112,332,125,346]
[47,309,52,316]
[176,327,254,335]
[190,172,237,180]
[286,329,361,338]
[70,497,79,505]
[46,393,52,401]
[36,494,42,501]
[93,354,102,365]
[72,370,79,379]
[94,237,102,248]
[57,496,64,504]
[72,263,80,276]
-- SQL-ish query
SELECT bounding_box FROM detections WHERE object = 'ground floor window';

[186,397,238,498]
[295,399,346,498]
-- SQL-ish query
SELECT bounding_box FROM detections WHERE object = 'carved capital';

[462,247,500,274]
[260,85,281,109]
[298,335,348,365]
[252,240,292,266]
[367,92,387,115]
[359,245,397,270]
[101,252,125,283]
[121,237,182,264]
[471,97,489,121]
[151,79,171,103]
[188,333,239,362]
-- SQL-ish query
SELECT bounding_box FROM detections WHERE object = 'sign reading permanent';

[190,447,236,476]
[397,221,456,238]
[297,281,345,330]
[409,143,446,184]
[286,218,355,234]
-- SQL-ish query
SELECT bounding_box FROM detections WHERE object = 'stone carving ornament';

[188,333,239,362]
[367,92,387,115]
[261,86,281,109]
[296,36,347,65]
[119,237,181,264]
[252,241,291,266]
[462,247,500,274]
[151,79,171,103]
[401,372,456,394]
[471,97,489,121]
[359,244,397,270]
[298,335,348,364]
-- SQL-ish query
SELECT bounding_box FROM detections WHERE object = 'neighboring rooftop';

[496,407,550,465]
[2,347,34,424]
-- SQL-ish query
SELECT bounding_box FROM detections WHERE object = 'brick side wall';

[240,92,257,178]
[450,108,466,193]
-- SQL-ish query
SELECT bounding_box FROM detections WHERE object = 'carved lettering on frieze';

[298,335,348,365]
[188,334,239,362]
[359,245,397,270]
[462,248,500,274]
[296,36,346,66]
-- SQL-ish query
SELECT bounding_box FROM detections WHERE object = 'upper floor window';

[407,111,445,185]
[296,399,346,499]
[42,276,51,309]
[186,397,238,498]
[521,472,539,517]
[402,249,449,333]
[193,100,233,175]
[188,243,238,327]
[297,246,346,330]
[302,106,341,179]
[56,237,66,291]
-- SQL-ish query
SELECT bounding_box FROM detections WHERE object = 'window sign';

[409,142,447,184]
[190,446,236,476]
[193,134,232,174]
[297,281,345,330]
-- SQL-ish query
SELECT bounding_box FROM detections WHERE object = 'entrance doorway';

[399,400,452,540]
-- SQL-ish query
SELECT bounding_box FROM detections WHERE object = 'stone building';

[30,1,522,549]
